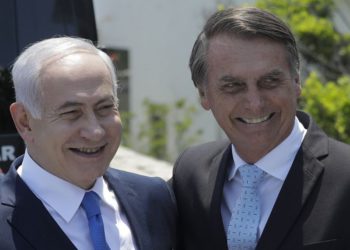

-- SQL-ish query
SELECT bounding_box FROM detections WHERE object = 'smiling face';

[21,53,121,189]
[200,34,301,163]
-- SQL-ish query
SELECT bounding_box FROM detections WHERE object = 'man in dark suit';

[172,7,350,250]
[0,37,176,250]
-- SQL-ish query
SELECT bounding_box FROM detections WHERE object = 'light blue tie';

[81,191,110,250]
[227,164,265,250]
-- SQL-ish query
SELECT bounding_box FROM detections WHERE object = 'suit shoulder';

[107,168,167,187]
[175,139,230,166]
[326,138,350,171]
[106,168,176,215]
[106,168,174,202]
[328,137,350,155]
[173,139,231,180]
[178,139,230,160]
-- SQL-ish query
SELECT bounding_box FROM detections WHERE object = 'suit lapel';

[104,170,151,250]
[257,148,324,250]
[1,162,76,250]
[207,143,232,250]
[257,112,328,250]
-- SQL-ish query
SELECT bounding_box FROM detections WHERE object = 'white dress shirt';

[221,117,307,238]
[17,151,137,250]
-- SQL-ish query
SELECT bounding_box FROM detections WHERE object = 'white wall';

[334,0,350,33]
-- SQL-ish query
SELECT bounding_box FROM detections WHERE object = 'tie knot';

[81,191,101,218]
[238,164,265,188]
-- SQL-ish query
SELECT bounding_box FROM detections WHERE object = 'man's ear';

[9,103,34,143]
[198,86,210,110]
[294,74,302,97]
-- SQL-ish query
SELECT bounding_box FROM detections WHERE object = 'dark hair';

[189,7,300,87]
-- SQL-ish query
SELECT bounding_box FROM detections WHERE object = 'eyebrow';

[219,75,244,83]
[55,96,115,112]
[217,69,287,85]
[260,69,285,79]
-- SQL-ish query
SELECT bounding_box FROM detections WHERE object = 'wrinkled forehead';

[42,53,111,81]
[41,51,98,73]
[207,33,296,74]
[39,58,116,115]
[39,53,113,94]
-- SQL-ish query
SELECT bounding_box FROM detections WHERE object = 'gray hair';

[12,37,118,118]
[189,7,300,87]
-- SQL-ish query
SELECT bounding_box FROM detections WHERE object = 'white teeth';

[242,114,270,124]
[77,147,101,153]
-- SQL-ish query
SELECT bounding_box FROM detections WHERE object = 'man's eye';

[220,82,245,92]
[260,77,280,88]
[60,110,80,119]
[97,104,115,115]
[100,104,115,110]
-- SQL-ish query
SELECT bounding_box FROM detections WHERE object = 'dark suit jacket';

[172,111,350,250]
[0,156,177,250]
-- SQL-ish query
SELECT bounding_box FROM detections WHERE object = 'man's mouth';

[70,145,106,155]
[237,113,274,124]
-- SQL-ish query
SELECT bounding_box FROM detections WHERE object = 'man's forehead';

[40,55,112,86]
[56,95,115,109]
[41,53,111,80]
[207,34,288,59]
[43,51,97,69]
[44,94,115,115]
[217,68,288,82]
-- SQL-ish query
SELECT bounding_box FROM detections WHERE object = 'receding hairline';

[36,51,116,110]
[189,7,300,88]
[40,50,105,75]
[200,32,297,82]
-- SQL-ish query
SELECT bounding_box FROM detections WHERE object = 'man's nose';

[244,89,264,112]
[80,115,105,141]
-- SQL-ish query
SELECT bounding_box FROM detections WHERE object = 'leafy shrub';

[300,72,350,143]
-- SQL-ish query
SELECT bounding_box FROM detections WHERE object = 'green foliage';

[138,99,169,159]
[300,72,350,143]
[119,111,133,147]
[257,0,334,19]
[120,98,202,161]
[173,99,203,154]
[256,0,350,80]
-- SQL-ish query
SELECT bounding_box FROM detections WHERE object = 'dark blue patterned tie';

[81,191,110,250]
[227,164,265,250]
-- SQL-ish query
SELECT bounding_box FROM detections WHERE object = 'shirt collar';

[18,151,107,223]
[228,116,307,181]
